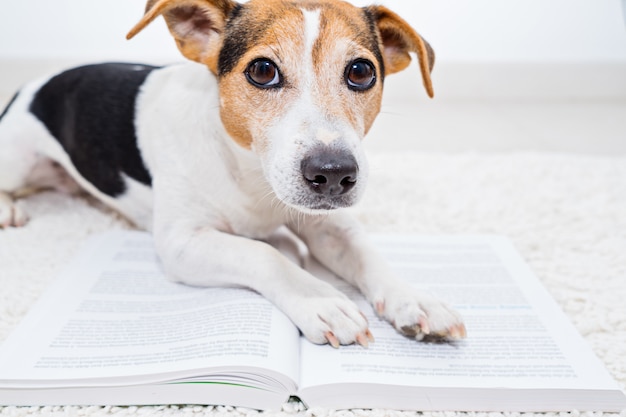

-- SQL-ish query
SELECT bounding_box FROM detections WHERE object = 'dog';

[0,0,466,347]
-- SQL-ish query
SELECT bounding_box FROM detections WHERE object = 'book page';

[0,231,299,391]
[298,235,620,392]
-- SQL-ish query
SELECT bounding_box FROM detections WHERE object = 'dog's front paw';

[293,296,373,348]
[374,288,466,341]
[0,193,28,228]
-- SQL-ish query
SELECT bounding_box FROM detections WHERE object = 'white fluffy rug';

[1,152,625,417]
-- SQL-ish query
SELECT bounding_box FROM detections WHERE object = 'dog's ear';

[365,5,435,98]
[127,0,238,73]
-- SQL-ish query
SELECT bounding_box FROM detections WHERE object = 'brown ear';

[365,5,435,98]
[127,0,238,73]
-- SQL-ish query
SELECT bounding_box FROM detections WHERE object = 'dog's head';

[128,0,434,213]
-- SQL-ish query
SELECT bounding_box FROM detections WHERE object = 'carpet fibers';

[1,152,625,416]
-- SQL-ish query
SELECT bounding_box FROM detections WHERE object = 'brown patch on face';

[308,1,385,136]
[218,1,307,150]
[217,0,395,149]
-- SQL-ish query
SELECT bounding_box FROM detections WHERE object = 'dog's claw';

[397,313,467,342]
[418,316,431,335]
[423,323,467,341]
[375,301,385,315]
[325,331,340,348]
[356,332,370,348]
[365,329,375,343]
[375,290,466,343]
[449,323,467,340]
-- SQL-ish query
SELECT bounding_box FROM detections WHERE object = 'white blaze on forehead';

[302,8,321,62]
[301,8,321,91]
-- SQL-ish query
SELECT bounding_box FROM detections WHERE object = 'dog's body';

[0,0,465,346]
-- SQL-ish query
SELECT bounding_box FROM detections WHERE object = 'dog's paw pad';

[376,291,466,341]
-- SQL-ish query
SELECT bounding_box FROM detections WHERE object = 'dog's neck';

[138,62,289,236]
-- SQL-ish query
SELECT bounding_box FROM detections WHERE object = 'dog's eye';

[245,59,282,88]
[345,59,376,91]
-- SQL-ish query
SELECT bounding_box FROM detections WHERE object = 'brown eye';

[245,59,281,88]
[345,59,376,91]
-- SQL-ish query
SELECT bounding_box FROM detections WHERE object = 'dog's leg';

[0,86,94,229]
[0,192,28,228]
[292,212,466,341]
[0,92,35,228]
[154,225,371,347]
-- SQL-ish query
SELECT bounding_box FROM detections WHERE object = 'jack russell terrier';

[0,0,466,347]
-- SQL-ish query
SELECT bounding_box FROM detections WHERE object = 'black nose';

[301,149,358,196]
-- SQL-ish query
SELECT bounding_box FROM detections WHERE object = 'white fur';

[259,8,369,213]
[302,8,321,81]
[0,3,465,346]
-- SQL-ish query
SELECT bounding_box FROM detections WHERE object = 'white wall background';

[0,0,625,63]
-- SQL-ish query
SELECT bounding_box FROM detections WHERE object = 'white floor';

[367,97,626,154]
[1,60,625,155]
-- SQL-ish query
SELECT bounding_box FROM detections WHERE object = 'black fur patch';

[218,3,386,81]
[0,91,19,122]
[218,4,267,76]
[361,7,385,80]
[29,63,158,197]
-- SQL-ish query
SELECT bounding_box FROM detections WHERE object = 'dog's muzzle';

[299,147,359,210]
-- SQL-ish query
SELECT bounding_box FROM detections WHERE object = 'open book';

[0,230,624,412]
